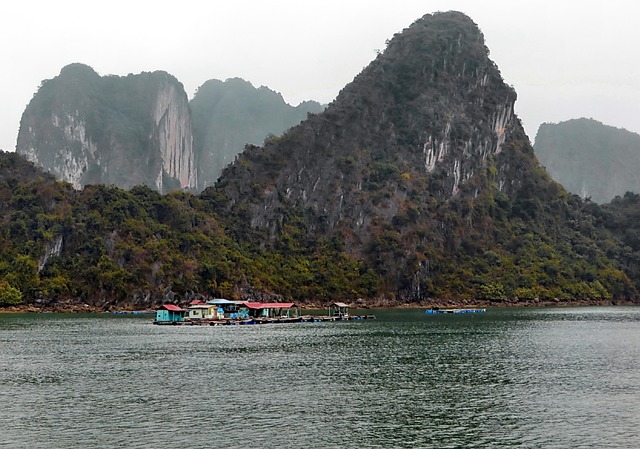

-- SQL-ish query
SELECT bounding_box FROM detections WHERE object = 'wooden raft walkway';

[153,314,376,326]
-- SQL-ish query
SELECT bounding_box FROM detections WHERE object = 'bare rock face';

[152,82,196,190]
[16,64,196,193]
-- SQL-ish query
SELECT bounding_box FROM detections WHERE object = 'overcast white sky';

[2,0,639,152]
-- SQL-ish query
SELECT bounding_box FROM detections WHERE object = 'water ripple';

[1,308,640,448]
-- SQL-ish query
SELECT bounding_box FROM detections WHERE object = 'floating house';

[207,298,249,319]
[243,302,297,318]
[153,301,374,325]
[155,304,187,323]
[330,302,350,317]
[204,299,297,319]
[187,304,218,320]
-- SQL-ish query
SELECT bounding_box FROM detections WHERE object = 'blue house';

[207,298,250,319]
[155,304,187,323]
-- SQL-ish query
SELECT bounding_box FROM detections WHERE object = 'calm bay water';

[1,307,640,448]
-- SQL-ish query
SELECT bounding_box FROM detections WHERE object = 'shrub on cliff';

[0,280,23,305]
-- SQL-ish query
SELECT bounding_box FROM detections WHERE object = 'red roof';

[160,304,185,312]
[242,302,296,309]
[189,299,206,305]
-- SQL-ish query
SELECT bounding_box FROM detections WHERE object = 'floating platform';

[425,308,486,315]
[153,314,376,326]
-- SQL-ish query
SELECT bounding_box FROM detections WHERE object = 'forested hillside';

[0,151,234,308]
[0,151,376,308]
[1,12,639,310]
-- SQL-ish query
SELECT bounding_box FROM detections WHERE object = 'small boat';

[425,308,486,314]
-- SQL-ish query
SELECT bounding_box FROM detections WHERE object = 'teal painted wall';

[155,309,185,322]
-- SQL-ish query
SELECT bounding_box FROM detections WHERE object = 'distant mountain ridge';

[534,118,640,203]
[16,66,323,192]
[190,78,323,190]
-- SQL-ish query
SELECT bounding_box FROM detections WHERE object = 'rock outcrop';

[16,64,196,193]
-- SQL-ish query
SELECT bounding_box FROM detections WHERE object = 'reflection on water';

[1,307,640,448]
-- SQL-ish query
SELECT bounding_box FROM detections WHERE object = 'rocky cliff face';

[534,118,640,203]
[213,11,605,301]
[217,11,526,240]
[16,64,196,193]
[152,80,196,191]
[190,78,323,190]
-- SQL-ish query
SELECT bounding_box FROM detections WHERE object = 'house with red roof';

[243,302,297,318]
[155,304,187,323]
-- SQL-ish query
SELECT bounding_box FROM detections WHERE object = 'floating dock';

[153,314,376,326]
[425,308,486,315]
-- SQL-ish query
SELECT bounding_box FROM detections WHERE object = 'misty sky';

[2,0,639,153]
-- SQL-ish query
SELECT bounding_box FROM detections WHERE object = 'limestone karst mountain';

[16,65,323,193]
[0,12,636,308]
[213,11,629,301]
[16,64,196,193]
[534,118,640,203]
[218,12,520,232]
[191,78,323,190]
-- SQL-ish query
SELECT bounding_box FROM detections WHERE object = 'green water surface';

[1,307,639,448]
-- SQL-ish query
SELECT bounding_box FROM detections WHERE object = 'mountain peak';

[58,62,100,78]
[218,9,522,219]
[213,10,561,301]
[16,66,196,192]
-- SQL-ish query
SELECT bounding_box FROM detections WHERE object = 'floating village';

[154,299,376,326]
[425,307,486,314]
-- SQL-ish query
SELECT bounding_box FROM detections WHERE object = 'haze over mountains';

[17,54,640,205]
[534,118,640,204]
[16,66,322,193]
[1,11,639,309]
[191,78,324,190]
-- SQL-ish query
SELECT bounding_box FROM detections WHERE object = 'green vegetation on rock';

[2,12,640,310]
